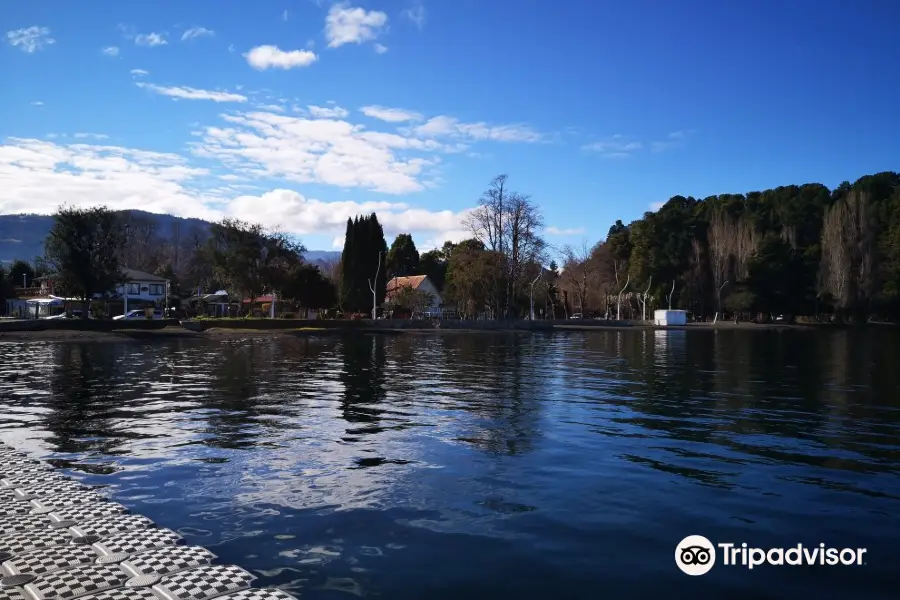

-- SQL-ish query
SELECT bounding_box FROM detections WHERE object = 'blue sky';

[2,0,899,252]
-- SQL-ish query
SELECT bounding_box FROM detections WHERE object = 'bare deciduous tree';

[637,276,652,321]
[708,209,758,290]
[560,240,596,317]
[819,190,876,319]
[465,174,546,318]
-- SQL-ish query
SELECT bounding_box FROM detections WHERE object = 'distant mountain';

[0,212,340,266]
[305,250,341,264]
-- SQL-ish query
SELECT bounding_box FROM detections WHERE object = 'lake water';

[0,329,898,599]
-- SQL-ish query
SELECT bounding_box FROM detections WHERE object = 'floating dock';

[0,441,298,600]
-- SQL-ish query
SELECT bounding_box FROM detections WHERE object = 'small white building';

[116,268,169,303]
[654,309,687,326]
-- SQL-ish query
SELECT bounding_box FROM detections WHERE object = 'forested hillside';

[550,171,900,321]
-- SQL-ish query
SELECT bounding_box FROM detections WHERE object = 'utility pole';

[123,223,130,317]
[529,269,543,320]
[367,252,382,320]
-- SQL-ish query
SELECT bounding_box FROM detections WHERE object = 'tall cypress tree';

[339,213,388,313]
[340,217,355,311]
[369,214,388,306]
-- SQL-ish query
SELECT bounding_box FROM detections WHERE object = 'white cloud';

[412,116,543,143]
[181,27,214,41]
[582,135,643,158]
[651,130,692,152]
[190,111,442,194]
[102,46,120,57]
[547,226,586,236]
[361,106,422,123]
[228,189,469,239]
[374,43,388,54]
[1,100,543,245]
[283,10,289,21]
[257,104,285,113]
[130,68,149,77]
[228,44,236,53]
[649,201,665,211]
[183,108,534,196]
[307,105,349,119]
[6,26,55,53]
[0,137,471,244]
[135,32,167,47]
[136,82,248,103]
[0,138,218,218]
[418,229,471,252]
[402,4,427,30]
[30,101,44,107]
[73,133,110,140]
[325,4,388,48]
[245,45,318,70]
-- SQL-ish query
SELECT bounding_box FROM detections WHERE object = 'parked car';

[570,313,583,319]
[113,309,165,321]
[42,310,84,320]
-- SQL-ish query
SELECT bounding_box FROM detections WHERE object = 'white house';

[116,268,169,304]
[386,275,443,316]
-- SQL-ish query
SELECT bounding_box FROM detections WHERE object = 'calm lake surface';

[0,329,898,599]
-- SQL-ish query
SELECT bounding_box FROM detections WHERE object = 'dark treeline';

[1,207,337,316]
[3,170,899,322]
[556,171,900,322]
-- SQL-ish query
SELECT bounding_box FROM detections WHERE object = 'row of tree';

[548,171,900,322]
[3,170,899,321]
[333,170,900,322]
[0,207,339,316]
[332,175,550,318]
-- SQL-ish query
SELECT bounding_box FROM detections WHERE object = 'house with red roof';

[385,275,443,316]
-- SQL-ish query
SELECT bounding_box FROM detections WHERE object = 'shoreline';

[0,320,882,342]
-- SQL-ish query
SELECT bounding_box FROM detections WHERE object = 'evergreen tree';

[339,217,355,310]
[386,233,420,278]
[339,213,388,313]
[44,206,124,312]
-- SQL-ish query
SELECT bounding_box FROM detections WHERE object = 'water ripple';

[0,330,899,599]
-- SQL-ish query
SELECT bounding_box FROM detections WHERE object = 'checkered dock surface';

[0,442,298,600]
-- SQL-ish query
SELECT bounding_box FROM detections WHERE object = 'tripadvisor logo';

[675,535,867,576]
